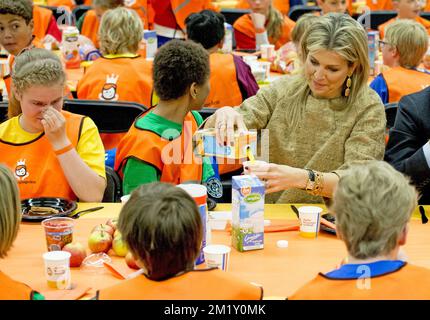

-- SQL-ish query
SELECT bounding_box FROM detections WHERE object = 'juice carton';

[367,31,379,76]
[142,30,157,59]
[231,175,265,252]
[195,129,257,159]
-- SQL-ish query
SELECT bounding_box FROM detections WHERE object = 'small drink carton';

[195,128,257,159]
[367,31,379,76]
[231,175,265,252]
[143,30,157,59]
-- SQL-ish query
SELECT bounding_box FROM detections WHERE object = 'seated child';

[290,161,430,300]
[236,0,290,15]
[273,13,320,74]
[0,48,106,201]
[233,0,296,50]
[378,0,430,39]
[76,0,123,48]
[97,182,263,300]
[316,0,348,15]
[77,7,153,151]
[0,0,45,99]
[114,40,214,195]
[186,9,259,108]
[0,164,44,300]
[370,19,430,103]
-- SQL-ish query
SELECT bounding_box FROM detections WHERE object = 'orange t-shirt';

[32,5,53,42]
[0,271,34,300]
[80,10,100,48]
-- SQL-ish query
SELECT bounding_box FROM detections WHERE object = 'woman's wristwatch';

[305,168,324,196]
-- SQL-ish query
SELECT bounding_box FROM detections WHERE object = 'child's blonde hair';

[98,7,143,55]
[385,19,428,68]
[0,165,21,259]
[9,48,66,119]
[291,13,320,46]
[266,4,285,43]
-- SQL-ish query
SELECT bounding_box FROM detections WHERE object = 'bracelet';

[305,169,325,196]
[54,144,74,156]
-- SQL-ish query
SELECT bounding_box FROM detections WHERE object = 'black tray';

[21,197,77,222]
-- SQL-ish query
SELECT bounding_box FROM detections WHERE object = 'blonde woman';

[233,0,296,50]
[77,7,153,151]
[0,165,44,299]
[290,161,430,299]
[0,49,106,201]
[370,19,430,104]
[207,13,386,204]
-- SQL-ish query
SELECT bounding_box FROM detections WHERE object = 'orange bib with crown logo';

[0,111,84,200]
[115,110,203,184]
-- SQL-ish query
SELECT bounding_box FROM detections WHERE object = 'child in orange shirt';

[290,161,430,300]
[0,165,44,300]
[233,0,296,50]
[366,0,393,10]
[378,0,430,39]
[97,182,263,300]
[316,0,348,15]
[370,19,430,103]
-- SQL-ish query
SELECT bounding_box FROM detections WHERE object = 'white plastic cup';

[177,184,209,265]
[298,206,322,238]
[203,244,231,271]
[260,44,275,61]
[242,55,258,66]
[43,251,72,289]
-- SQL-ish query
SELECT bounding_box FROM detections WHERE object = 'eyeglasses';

[379,40,392,50]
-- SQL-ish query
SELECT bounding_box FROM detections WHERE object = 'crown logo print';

[106,73,119,84]
[15,159,29,181]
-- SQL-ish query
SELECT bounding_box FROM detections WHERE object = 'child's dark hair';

[0,0,33,24]
[118,182,203,281]
[185,10,226,50]
[153,40,209,100]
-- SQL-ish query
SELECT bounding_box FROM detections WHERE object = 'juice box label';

[195,129,257,159]
[231,175,265,252]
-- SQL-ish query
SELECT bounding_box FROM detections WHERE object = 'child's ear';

[398,223,409,246]
[29,19,34,34]
[189,82,198,100]
[11,84,21,102]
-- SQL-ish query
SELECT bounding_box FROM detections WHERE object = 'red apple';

[106,218,118,232]
[125,251,139,270]
[62,242,87,267]
[88,230,113,253]
[91,224,114,237]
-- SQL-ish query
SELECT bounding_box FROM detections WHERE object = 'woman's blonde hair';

[266,4,284,42]
[331,161,417,259]
[9,48,66,119]
[385,19,428,69]
[98,7,143,55]
[285,13,369,129]
[0,165,21,259]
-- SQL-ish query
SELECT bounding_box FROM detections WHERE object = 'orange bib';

[115,110,203,184]
[33,5,53,42]
[0,111,84,200]
[205,53,242,109]
[124,0,150,30]
[0,271,34,300]
[81,10,100,48]
[382,66,430,102]
[289,264,430,300]
[97,268,262,300]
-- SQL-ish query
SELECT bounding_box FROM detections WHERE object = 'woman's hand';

[244,162,307,193]
[209,107,248,146]
[41,107,71,151]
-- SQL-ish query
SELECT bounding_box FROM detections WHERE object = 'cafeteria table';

[0,203,428,300]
